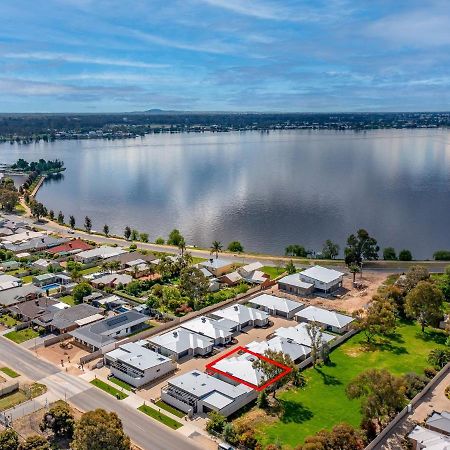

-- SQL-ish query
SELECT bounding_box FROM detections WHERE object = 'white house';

[105,341,176,388]
[248,293,305,319]
[0,274,22,291]
[210,304,269,330]
[408,425,450,450]
[181,316,237,345]
[277,273,315,296]
[298,265,344,294]
[74,246,126,264]
[161,370,257,417]
[246,336,311,363]
[295,306,354,334]
[147,327,214,360]
[274,322,335,347]
[237,262,264,278]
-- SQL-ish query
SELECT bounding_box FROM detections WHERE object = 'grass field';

[90,378,128,400]
[0,367,20,378]
[21,275,33,284]
[0,314,20,328]
[59,295,75,306]
[109,376,133,391]
[138,404,183,429]
[0,383,47,411]
[244,321,446,449]
[261,265,286,279]
[4,328,40,344]
[80,265,101,275]
[155,400,186,418]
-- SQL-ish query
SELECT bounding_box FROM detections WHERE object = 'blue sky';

[1,0,449,112]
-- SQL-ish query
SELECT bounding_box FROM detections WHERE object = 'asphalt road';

[0,337,202,450]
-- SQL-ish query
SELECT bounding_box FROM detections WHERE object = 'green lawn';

[0,367,20,378]
[191,256,207,264]
[0,314,20,328]
[114,290,146,304]
[247,322,447,449]
[4,327,40,344]
[138,404,183,429]
[261,265,286,279]
[80,265,101,275]
[0,383,47,411]
[109,376,133,391]
[21,275,33,284]
[59,295,75,306]
[155,400,186,418]
[90,378,128,400]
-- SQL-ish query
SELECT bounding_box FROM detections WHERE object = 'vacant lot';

[238,321,446,449]
[0,383,47,411]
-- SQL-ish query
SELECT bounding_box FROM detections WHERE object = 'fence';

[15,321,32,331]
[364,362,450,450]
[79,349,103,365]
[43,333,70,347]
[0,380,19,397]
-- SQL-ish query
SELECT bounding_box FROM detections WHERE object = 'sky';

[0,0,449,113]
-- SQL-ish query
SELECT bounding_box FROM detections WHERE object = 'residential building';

[426,411,450,436]
[248,293,305,319]
[295,306,354,334]
[0,274,22,291]
[90,273,133,288]
[105,341,176,388]
[0,261,20,271]
[8,297,60,322]
[237,262,264,278]
[218,271,243,286]
[32,273,56,287]
[103,252,156,269]
[32,259,60,271]
[210,304,269,330]
[74,246,126,264]
[0,284,43,307]
[275,322,335,347]
[408,425,450,449]
[148,327,214,360]
[246,336,311,363]
[46,239,94,256]
[2,236,68,253]
[298,265,344,294]
[161,370,257,417]
[181,316,237,345]
[237,262,270,286]
[200,258,234,277]
[277,273,315,296]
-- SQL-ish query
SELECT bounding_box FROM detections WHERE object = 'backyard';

[236,321,447,449]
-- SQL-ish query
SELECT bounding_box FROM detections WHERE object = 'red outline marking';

[205,346,292,391]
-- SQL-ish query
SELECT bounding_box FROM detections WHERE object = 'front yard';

[4,327,41,344]
[237,321,447,449]
[0,314,20,328]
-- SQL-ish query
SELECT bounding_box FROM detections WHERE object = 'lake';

[1,129,449,258]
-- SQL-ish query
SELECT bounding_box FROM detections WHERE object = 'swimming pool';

[42,283,61,291]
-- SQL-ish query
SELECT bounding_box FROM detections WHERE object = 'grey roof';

[76,246,126,260]
[148,327,214,354]
[246,336,311,361]
[200,258,233,270]
[181,316,237,340]
[299,265,344,284]
[41,304,102,330]
[295,306,354,329]
[106,342,172,370]
[408,425,450,449]
[2,236,68,253]
[275,322,335,347]
[427,412,450,434]
[249,293,304,313]
[104,252,156,265]
[278,273,314,289]
[8,297,59,319]
[0,284,43,306]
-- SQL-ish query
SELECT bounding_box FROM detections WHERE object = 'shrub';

[428,348,450,369]
[434,250,450,261]
[205,411,226,434]
[402,372,428,399]
[423,366,437,379]
[129,243,137,250]
[399,249,413,261]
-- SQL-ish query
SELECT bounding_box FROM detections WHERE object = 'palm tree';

[109,260,121,273]
[178,237,186,257]
[210,241,223,259]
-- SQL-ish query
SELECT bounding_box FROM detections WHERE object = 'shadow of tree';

[314,367,342,386]
[416,329,447,345]
[278,399,314,424]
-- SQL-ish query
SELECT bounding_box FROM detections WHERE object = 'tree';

[402,372,428,399]
[301,423,366,450]
[167,229,183,246]
[0,188,19,212]
[57,211,64,225]
[124,226,131,240]
[344,229,379,276]
[403,265,429,292]
[179,266,210,309]
[322,240,340,259]
[72,282,92,303]
[428,348,450,369]
[48,210,55,221]
[398,249,412,261]
[40,402,75,438]
[18,435,50,450]
[285,244,308,257]
[385,285,406,318]
[155,237,165,245]
[433,250,450,261]
[210,240,223,259]
[353,296,397,343]
[205,411,226,434]
[257,389,269,409]
[285,260,296,275]
[71,409,131,450]
[227,241,244,253]
[130,229,139,241]
[0,428,19,450]
[405,281,444,332]
[84,216,92,233]
[30,201,46,220]
[383,247,397,260]
[103,224,109,236]
[346,369,407,430]
[139,232,149,243]
[348,263,360,283]
[178,236,186,256]
[306,321,323,367]
[222,423,239,446]
[69,215,76,229]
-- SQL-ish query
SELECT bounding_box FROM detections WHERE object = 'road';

[5,211,450,273]
[0,337,202,450]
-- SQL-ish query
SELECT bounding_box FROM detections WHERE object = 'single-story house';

[1,230,44,244]
[69,310,148,352]
[0,284,43,307]
[237,262,271,286]
[274,322,335,347]
[209,278,220,292]
[246,336,311,363]
[46,239,94,256]
[0,260,20,271]
[8,297,60,322]
[90,273,133,288]
[32,273,56,287]
[200,258,235,277]
[2,236,69,254]
[0,274,22,291]
[298,265,344,294]
[218,271,243,286]
[247,293,305,319]
[295,306,354,334]
[277,273,315,296]
[426,411,450,436]
[210,304,269,330]
[181,316,237,345]
[237,262,264,278]
[74,246,126,264]
[32,259,61,271]
[92,295,127,310]
[83,292,104,303]
[198,267,214,279]
[124,262,151,278]
[104,341,176,388]
[147,327,214,361]
[408,425,450,450]
[103,252,156,269]
[161,370,257,417]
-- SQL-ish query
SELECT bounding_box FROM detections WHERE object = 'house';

[161,370,257,417]
[124,262,151,278]
[90,273,133,288]
[275,322,335,347]
[298,265,344,294]
[426,411,450,436]
[2,236,69,254]
[277,273,315,296]
[248,293,305,319]
[34,303,104,334]
[408,425,450,450]
[46,239,94,256]
[32,259,60,271]
[103,252,156,269]
[237,262,270,286]
[92,295,127,310]
[0,284,43,307]
[0,274,22,291]
[0,260,20,271]
[200,258,235,277]
[1,230,44,244]
[208,278,220,292]
[198,267,214,279]
[210,304,269,330]
[104,341,176,388]
[74,246,126,264]
[32,273,56,287]
[295,306,354,334]
[181,316,237,345]
[246,336,311,363]
[82,292,104,303]
[148,327,214,361]
[69,311,148,352]
[218,271,243,286]
[237,262,264,278]
[8,297,60,322]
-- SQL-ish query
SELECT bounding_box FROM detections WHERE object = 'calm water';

[1,129,450,258]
